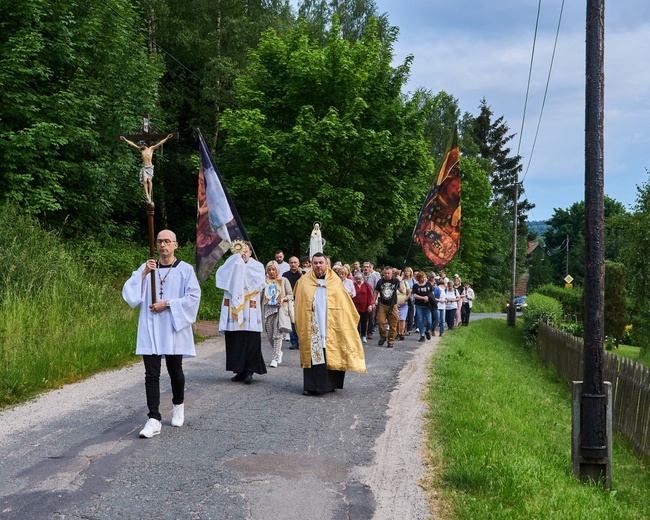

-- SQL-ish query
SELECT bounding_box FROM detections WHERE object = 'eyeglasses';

[156,239,175,245]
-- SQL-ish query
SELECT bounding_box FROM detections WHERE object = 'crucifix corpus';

[117,114,178,304]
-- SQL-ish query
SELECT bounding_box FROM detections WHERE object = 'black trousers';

[143,354,184,421]
[461,302,472,325]
[303,349,345,393]
[445,309,456,330]
[406,300,415,331]
[357,311,369,337]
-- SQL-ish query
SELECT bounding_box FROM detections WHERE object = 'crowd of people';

[336,261,475,347]
[122,229,475,439]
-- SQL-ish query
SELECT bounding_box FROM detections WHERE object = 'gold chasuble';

[294,269,366,373]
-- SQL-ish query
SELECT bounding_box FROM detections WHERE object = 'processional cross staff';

[117,114,178,305]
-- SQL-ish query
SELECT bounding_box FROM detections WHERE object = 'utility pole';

[507,178,519,327]
[574,0,610,486]
[566,234,570,277]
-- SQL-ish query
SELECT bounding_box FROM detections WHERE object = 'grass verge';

[610,344,642,364]
[0,205,139,408]
[425,319,650,519]
[0,283,138,408]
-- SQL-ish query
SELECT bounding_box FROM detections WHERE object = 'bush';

[74,235,223,321]
[558,321,583,337]
[631,308,650,354]
[71,235,149,283]
[471,288,506,313]
[0,204,73,295]
[521,293,563,339]
[534,283,583,322]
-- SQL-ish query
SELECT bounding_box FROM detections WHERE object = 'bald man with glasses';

[123,229,201,439]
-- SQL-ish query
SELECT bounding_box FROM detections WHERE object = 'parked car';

[506,296,528,312]
[514,296,527,311]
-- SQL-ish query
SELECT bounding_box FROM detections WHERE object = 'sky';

[371,0,650,221]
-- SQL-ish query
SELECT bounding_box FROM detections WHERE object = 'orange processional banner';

[413,132,461,269]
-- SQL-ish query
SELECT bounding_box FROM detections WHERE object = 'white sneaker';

[139,418,161,438]
[362,336,367,344]
[278,351,283,364]
[269,359,278,368]
[171,404,184,427]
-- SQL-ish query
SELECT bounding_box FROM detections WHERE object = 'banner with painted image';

[196,130,250,282]
[413,129,461,269]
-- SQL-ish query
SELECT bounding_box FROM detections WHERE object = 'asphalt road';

[0,326,440,520]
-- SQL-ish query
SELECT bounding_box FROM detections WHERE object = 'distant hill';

[528,220,549,239]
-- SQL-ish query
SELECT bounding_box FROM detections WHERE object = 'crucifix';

[117,114,178,304]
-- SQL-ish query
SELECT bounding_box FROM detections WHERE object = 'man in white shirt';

[274,249,291,274]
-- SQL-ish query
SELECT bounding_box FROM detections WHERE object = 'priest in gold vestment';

[294,253,366,395]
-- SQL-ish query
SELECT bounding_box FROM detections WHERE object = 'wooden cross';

[117,114,178,305]
[117,113,179,144]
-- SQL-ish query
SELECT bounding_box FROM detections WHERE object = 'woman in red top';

[352,272,374,344]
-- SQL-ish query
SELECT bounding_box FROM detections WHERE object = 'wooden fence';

[537,321,650,458]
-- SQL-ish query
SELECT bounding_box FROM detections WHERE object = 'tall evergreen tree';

[469,98,534,232]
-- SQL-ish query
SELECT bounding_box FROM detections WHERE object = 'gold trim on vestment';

[294,269,366,373]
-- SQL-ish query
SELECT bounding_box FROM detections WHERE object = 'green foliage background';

[0,0,536,298]
[3,1,648,352]
[0,0,163,237]
[0,204,138,405]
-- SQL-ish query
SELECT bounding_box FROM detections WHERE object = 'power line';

[516,0,542,158]
[521,0,566,184]
[513,0,566,232]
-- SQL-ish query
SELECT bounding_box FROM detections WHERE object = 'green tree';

[444,157,494,289]
[604,261,628,348]
[219,18,433,260]
[419,90,461,162]
[468,98,534,230]
[139,0,295,239]
[298,0,391,45]
[543,196,626,286]
[457,99,534,293]
[610,171,650,352]
[386,156,493,283]
[528,251,555,292]
[0,0,162,236]
[385,90,460,271]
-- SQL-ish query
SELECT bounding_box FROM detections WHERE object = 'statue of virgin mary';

[309,222,325,259]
